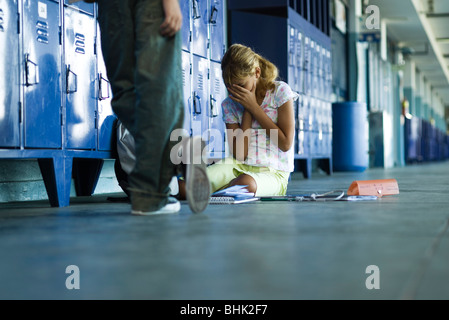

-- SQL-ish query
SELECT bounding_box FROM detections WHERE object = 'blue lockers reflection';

[0,0,20,147]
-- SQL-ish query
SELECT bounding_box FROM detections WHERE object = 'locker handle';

[99,73,110,100]
[0,9,3,32]
[66,65,78,94]
[210,95,218,117]
[193,92,201,114]
[25,54,39,86]
[209,6,218,24]
[192,0,201,20]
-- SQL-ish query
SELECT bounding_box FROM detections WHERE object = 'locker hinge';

[59,26,62,45]
[94,36,97,55]
[60,106,64,126]
[19,102,22,123]
[17,13,20,34]
[94,111,98,129]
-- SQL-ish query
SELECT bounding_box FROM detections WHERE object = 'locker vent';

[0,9,4,32]
[74,33,85,54]
[197,73,204,92]
[36,20,49,44]
[182,68,186,86]
[213,78,221,95]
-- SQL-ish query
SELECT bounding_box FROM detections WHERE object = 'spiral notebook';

[209,185,259,204]
[209,196,259,204]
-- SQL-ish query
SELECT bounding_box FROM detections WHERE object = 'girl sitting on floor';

[204,43,298,197]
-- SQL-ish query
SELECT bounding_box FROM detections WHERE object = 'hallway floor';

[1,161,448,300]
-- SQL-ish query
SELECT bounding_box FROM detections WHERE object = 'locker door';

[191,0,208,58]
[208,61,226,158]
[319,46,325,100]
[96,22,115,151]
[209,0,224,62]
[191,55,209,138]
[309,97,316,132]
[297,94,306,131]
[288,25,297,92]
[325,49,332,100]
[296,30,303,94]
[303,95,310,132]
[297,130,309,157]
[180,0,191,52]
[23,0,62,148]
[0,0,20,147]
[302,35,311,96]
[64,4,97,149]
[311,40,317,98]
[181,50,192,135]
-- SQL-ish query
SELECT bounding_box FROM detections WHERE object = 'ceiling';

[367,0,449,106]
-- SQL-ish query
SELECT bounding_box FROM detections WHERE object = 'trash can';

[332,102,368,171]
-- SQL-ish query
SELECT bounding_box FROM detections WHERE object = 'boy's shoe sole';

[131,197,181,215]
[184,136,211,213]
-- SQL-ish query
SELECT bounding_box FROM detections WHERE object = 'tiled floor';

[0,161,448,300]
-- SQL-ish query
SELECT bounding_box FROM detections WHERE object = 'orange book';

[347,179,399,198]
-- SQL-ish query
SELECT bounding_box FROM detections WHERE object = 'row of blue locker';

[229,2,333,177]
[288,23,332,100]
[228,0,331,37]
[180,0,226,62]
[297,94,332,133]
[0,0,114,151]
[229,6,332,102]
[405,118,449,163]
[180,55,334,160]
[181,50,227,159]
[296,129,332,158]
[1,0,332,161]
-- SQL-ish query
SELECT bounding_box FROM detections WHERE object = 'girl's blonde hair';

[221,44,278,93]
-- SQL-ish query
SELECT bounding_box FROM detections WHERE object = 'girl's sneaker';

[184,136,211,213]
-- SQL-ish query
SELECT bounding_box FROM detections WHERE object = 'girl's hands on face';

[227,79,258,112]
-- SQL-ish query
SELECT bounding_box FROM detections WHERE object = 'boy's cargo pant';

[97,0,184,211]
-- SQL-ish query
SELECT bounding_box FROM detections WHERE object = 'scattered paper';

[212,185,255,200]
